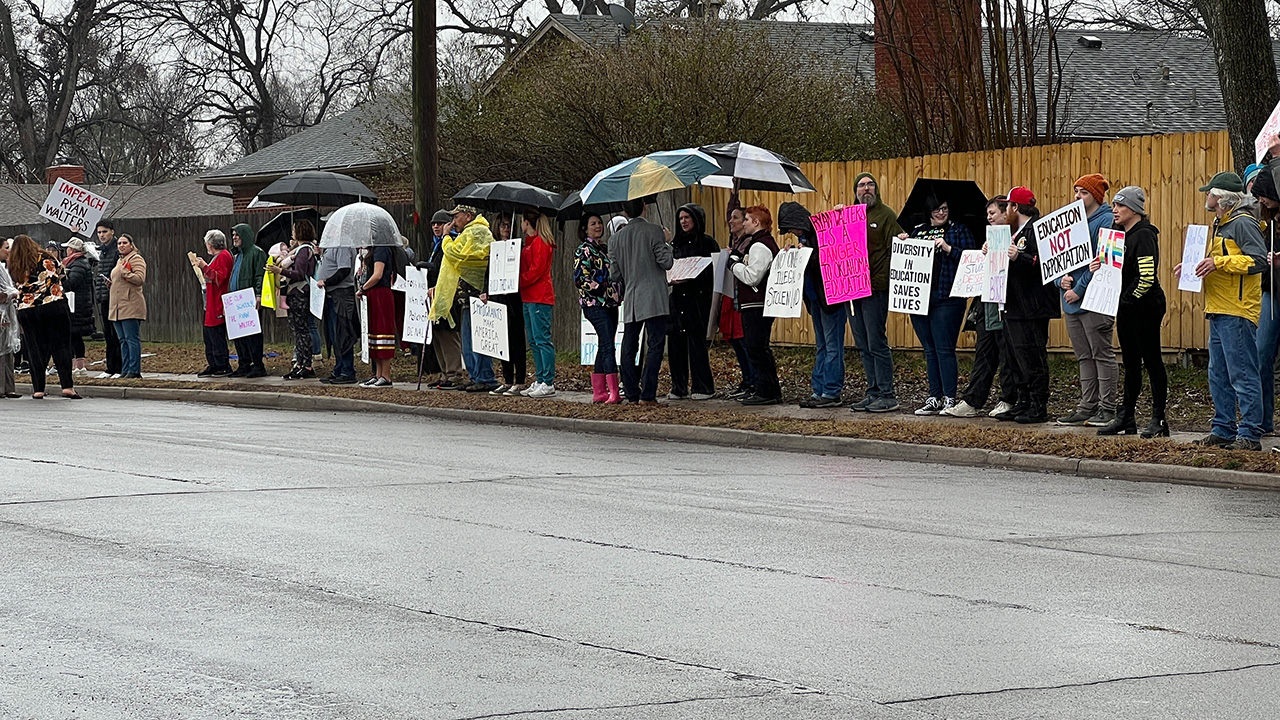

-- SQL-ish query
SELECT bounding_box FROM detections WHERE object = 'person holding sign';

[848,173,906,413]
[228,223,268,378]
[520,210,558,398]
[610,198,673,405]
[193,230,235,377]
[431,205,498,393]
[354,233,408,388]
[1176,172,1268,450]
[999,187,1059,424]
[730,206,782,406]
[720,188,756,400]
[266,221,319,381]
[487,215,527,396]
[1092,187,1169,438]
[107,234,147,379]
[574,214,622,403]
[1250,167,1280,436]
[782,201,846,409]
[667,203,719,401]
[9,235,78,398]
[906,198,975,415]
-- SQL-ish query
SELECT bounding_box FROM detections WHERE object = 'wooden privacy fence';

[690,130,1234,353]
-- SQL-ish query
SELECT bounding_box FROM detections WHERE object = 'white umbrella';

[319,202,401,248]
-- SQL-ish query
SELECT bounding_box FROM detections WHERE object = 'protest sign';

[187,251,206,289]
[580,312,627,366]
[487,239,522,295]
[40,178,108,234]
[763,247,811,318]
[1080,229,1125,316]
[470,297,509,360]
[949,250,987,297]
[889,237,934,315]
[309,278,325,319]
[1037,200,1093,284]
[360,296,370,364]
[1257,100,1280,163]
[712,250,731,295]
[667,256,712,283]
[66,291,75,314]
[1179,224,1210,293]
[983,225,1011,304]
[221,289,260,340]
[401,267,432,344]
[811,204,872,303]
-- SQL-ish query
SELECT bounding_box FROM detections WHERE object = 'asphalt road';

[2,398,1279,719]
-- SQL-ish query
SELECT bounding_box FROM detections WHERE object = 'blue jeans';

[1209,313,1263,442]
[326,292,355,380]
[523,302,555,385]
[808,301,848,399]
[910,296,966,398]
[460,305,496,385]
[1257,292,1280,432]
[113,319,142,375]
[849,291,894,400]
[621,316,667,402]
[583,305,618,374]
[309,315,322,358]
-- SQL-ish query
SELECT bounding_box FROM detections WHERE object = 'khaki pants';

[1065,310,1118,412]
[432,322,464,382]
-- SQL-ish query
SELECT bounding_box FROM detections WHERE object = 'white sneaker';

[989,401,1014,418]
[666,392,688,400]
[95,371,112,379]
[520,382,542,397]
[943,399,980,417]
[529,383,556,398]
[690,393,714,401]
[110,373,122,379]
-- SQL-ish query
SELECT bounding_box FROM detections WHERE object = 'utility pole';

[412,0,439,257]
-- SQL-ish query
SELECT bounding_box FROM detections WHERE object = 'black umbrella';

[452,181,564,216]
[257,170,378,207]
[898,178,989,239]
[254,208,322,253]
[557,190,629,221]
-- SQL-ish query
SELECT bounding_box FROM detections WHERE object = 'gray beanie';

[1112,186,1146,216]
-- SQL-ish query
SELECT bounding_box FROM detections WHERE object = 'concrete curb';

[49,383,1280,493]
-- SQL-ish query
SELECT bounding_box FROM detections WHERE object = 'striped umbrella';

[697,142,815,194]
[578,148,721,206]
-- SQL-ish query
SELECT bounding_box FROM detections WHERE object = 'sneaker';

[799,394,822,408]
[372,377,393,388]
[867,397,900,413]
[529,383,556,398]
[469,383,500,393]
[95,371,113,379]
[1085,409,1116,427]
[1193,433,1234,447]
[849,396,874,412]
[742,394,780,406]
[666,391,689,400]
[245,366,267,379]
[810,395,841,409]
[297,368,316,379]
[210,368,233,377]
[228,367,249,378]
[726,384,753,400]
[1226,438,1263,451]
[942,397,956,413]
[995,404,1026,422]
[46,366,57,376]
[110,373,123,379]
[943,399,980,418]
[435,380,459,390]
[914,397,943,416]
[283,368,301,380]
[490,384,511,396]
[520,382,541,397]
[988,401,1014,418]
[328,376,358,385]
[504,384,527,396]
[690,393,714,401]
[359,377,380,387]
[1056,409,1095,426]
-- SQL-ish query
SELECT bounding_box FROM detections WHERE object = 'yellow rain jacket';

[1204,206,1266,324]
[429,215,493,327]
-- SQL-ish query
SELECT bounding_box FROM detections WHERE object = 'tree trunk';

[0,1,39,180]
[1198,0,1280,173]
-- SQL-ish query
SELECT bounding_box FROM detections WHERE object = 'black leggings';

[740,307,780,399]
[1117,302,1168,417]
[498,293,526,385]
[18,301,73,394]
[71,334,85,359]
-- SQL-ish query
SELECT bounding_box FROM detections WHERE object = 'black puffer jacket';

[669,203,720,332]
[94,238,118,305]
[64,254,97,336]
[1005,218,1061,321]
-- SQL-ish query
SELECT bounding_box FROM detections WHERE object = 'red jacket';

[202,249,234,326]
[519,235,555,305]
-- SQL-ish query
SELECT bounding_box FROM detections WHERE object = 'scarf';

[61,251,83,267]
[429,216,493,328]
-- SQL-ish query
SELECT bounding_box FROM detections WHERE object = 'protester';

[316,242,359,386]
[782,201,845,408]
[849,173,905,412]
[268,220,318,380]
[520,210,557,398]
[487,214,528,396]
[430,205,497,393]
[999,186,1058,424]
[228,223,268,378]
[667,203,718,401]
[425,209,464,389]
[1251,164,1280,435]
[60,237,96,376]
[9,235,78,398]
[1179,171,1266,450]
[93,220,122,379]
[355,233,406,388]
[108,234,147,379]
[1094,187,1168,437]
[0,238,20,397]
[193,229,234,377]
[610,198,673,404]
[722,189,756,399]
[907,197,975,415]
[574,214,621,403]
[1055,174,1118,427]
[944,197,1017,418]
[730,205,782,405]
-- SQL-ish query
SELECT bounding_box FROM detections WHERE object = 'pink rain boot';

[590,373,608,403]
[605,373,621,404]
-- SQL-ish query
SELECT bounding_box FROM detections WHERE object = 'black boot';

[1140,408,1169,438]
[1015,403,1047,424]
[1098,407,1138,436]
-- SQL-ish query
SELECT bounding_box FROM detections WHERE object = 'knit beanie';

[1112,186,1148,216]
[1245,164,1264,186]
[1252,168,1279,204]
[1073,174,1109,205]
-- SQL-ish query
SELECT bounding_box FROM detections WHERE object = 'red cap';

[1007,186,1036,206]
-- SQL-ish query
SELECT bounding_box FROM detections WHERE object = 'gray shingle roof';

[0,176,232,228]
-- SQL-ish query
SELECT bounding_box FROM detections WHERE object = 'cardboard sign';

[309,278,325,319]
[40,178,108,234]
[221,289,261,340]
[1257,99,1280,163]
[487,239,521,295]
[470,297,509,360]
[401,267,432,344]
[667,256,712,283]
[360,296,370,364]
[1178,224,1210,293]
[889,237,934,315]
[949,249,987,298]
[580,312,626,366]
[811,204,872,303]
[1037,200,1093,284]
[763,247,812,318]
[712,250,734,295]
[1080,229,1125,316]
[983,225,1011,305]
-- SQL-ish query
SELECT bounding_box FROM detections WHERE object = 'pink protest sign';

[811,204,871,303]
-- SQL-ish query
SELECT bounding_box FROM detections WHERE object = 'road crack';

[446,692,772,719]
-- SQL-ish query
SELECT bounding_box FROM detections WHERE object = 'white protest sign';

[401,267,432,344]
[580,312,626,366]
[40,178,109,234]
[1257,100,1280,163]
[470,297,509,360]
[309,278,325,319]
[712,249,733,295]
[1037,199,1093,284]
[1179,224,1209,293]
[763,247,811,318]
[66,291,75,314]
[221,289,261,340]
[487,239,521,295]
[667,256,712,284]
[889,237,934,315]
[1080,229,1125,317]
[949,249,987,298]
[360,296,370,364]
[983,225,1011,305]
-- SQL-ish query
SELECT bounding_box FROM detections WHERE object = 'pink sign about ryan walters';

[811,204,871,303]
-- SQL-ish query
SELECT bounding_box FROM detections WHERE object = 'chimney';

[46,165,86,187]
[707,0,723,20]
[873,0,982,100]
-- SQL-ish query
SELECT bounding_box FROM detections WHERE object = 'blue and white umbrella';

[578,148,722,207]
